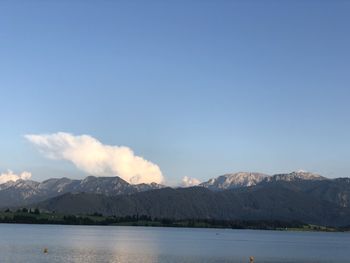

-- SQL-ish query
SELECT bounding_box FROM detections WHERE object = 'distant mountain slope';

[3,171,350,226]
[37,181,350,226]
[257,177,350,208]
[199,172,269,190]
[200,171,326,191]
[0,171,328,208]
[263,171,326,183]
[0,176,164,208]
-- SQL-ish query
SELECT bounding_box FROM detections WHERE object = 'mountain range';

[1,171,349,227]
[0,175,164,208]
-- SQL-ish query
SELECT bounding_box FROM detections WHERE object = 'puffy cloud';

[0,170,32,184]
[181,176,201,187]
[25,132,164,184]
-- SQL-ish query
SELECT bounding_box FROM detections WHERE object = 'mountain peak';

[200,172,269,190]
[292,170,321,176]
[266,171,326,182]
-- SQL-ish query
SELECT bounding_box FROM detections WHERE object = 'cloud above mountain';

[181,176,201,187]
[25,132,164,184]
[0,170,32,184]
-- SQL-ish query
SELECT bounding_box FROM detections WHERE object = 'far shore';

[1,210,348,232]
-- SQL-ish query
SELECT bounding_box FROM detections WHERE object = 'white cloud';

[25,132,164,184]
[181,176,201,187]
[0,170,32,184]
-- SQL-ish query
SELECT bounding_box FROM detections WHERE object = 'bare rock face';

[264,171,327,183]
[200,172,269,190]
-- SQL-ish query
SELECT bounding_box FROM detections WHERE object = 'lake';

[0,224,349,262]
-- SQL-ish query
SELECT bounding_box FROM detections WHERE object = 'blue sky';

[0,1,349,183]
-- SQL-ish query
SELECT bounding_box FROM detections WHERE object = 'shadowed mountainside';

[37,178,350,227]
[2,171,350,226]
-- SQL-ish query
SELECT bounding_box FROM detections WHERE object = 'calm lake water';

[0,224,349,263]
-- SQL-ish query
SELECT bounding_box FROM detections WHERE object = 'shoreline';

[0,211,347,232]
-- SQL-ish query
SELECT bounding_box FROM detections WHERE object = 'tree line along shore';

[0,209,348,232]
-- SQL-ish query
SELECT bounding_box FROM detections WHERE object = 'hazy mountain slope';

[0,180,41,208]
[37,183,350,226]
[38,178,80,193]
[232,182,347,226]
[307,178,350,208]
[258,177,350,208]
[38,187,241,219]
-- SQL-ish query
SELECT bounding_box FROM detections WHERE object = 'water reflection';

[109,226,161,263]
[0,224,349,263]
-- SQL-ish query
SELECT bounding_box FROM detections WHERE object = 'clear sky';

[0,0,349,183]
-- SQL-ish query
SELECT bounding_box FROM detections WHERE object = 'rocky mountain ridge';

[0,171,345,215]
[0,176,164,207]
[199,171,326,190]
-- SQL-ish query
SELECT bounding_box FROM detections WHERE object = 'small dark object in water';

[249,256,254,263]
[43,248,48,254]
